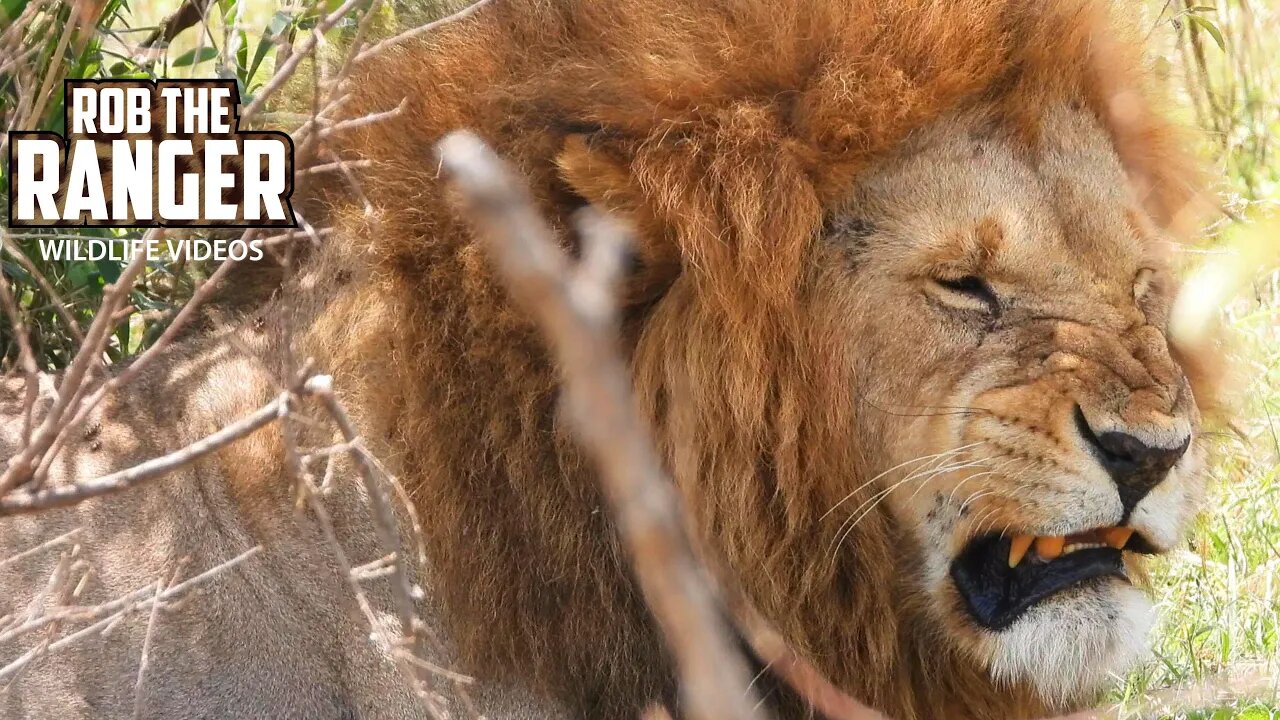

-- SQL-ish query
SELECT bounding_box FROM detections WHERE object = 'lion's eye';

[931,275,1000,315]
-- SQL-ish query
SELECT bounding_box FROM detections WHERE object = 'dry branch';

[139,0,212,48]
[0,239,153,494]
[438,129,766,720]
[303,375,419,658]
[0,391,286,515]
[0,545,260,685]
[0,234,84,343]
[726,599,886,720]
[355,0,496,63]
[278,376,474,719]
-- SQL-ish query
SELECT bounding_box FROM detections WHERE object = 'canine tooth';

[1008,535,1034,567]
[1104,527,1134,549]
[1035,536,1065,560]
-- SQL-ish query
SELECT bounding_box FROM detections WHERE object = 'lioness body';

[1,1,1214,719]
[0,341,564,719]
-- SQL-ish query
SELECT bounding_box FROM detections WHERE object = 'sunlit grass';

[1117,235,1280,717]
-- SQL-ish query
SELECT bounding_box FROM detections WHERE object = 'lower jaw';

[982,581,1155,709]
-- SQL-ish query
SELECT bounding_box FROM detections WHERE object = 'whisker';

[959,489,996,514]
[818,442,983,521]
[944,456,1017,505]
[970,505,1003,537]
[826,457,990,564]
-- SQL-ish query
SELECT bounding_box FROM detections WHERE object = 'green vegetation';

[1112,4,1280,717]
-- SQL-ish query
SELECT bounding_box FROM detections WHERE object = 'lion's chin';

[986,580,1153,708]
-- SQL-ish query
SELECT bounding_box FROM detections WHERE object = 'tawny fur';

[0,2,1219,719]
[299,1,1211,718]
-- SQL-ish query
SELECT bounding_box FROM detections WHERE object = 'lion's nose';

[1073,406,1190,516]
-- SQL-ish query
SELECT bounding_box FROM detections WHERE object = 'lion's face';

[822,105,1205,706]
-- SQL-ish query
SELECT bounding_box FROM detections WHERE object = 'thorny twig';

[278,375,477,719]
[132,561,187,719]
[303,376,419,649]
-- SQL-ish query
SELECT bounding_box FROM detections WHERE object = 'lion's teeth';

[1035,536,1065,560]
[1104,527,1134,549]
[1007,528,1133,568]
[1008,535,1035,567]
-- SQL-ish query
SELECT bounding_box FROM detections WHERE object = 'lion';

[0,1,1221,719]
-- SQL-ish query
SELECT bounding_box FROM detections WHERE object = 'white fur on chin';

[987,581,1153,708]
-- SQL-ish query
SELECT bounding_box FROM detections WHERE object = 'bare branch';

[438,129,763,720]
[1,232,85,343]
[139,0,212,48]
[0,546,262,685]
[303,375,419,649]
[728,600,885,720]
[0,528,82,571]
[0,392,287,515]
[0,235,155,494]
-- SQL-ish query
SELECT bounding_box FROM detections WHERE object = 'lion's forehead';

[852,107,1152,301]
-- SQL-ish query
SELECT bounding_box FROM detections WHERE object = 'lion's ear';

[556,133,682,309]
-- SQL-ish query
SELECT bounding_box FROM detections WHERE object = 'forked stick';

[436,130,895,720]
[437,130,764,720]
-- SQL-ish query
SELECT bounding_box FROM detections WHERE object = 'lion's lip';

[950,531,1154,631]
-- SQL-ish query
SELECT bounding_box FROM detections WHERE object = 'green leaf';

[95,259,122,284]
[1187,14,1226,52]
[171,46,219,68]
[114,318,131,358]
[236,29,248,76]
[1,260,33,285]
[248,12,290,83]
[0,0,28,24]
[266,9,291,37]
[219,0,239,25]
[67,262,94,291]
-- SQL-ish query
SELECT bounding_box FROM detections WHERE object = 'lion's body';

[0,338,566,719]
[0,1,1215,719]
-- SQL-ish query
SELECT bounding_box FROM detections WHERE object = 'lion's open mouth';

[950,527,1157,630]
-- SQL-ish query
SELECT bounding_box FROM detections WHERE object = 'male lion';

[0,1,1220,719]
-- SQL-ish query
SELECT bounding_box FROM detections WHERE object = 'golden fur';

[0,2,1219,719]
[296,1,1215,717]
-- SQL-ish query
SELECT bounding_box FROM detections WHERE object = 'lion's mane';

[302,1,1203,716]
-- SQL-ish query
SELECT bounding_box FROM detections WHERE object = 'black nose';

[1073,406,1189,516]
